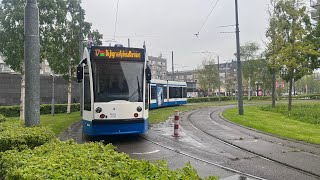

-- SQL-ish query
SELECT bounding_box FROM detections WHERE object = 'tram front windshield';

[93,61,144,103]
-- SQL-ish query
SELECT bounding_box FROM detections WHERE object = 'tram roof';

[151,79,187,86]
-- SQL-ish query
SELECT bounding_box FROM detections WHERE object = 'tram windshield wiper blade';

[128,76,141,102]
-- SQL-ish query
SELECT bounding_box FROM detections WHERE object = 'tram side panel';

[150,81,187,109]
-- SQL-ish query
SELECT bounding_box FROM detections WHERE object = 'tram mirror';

[145,65,151,83]
[76,65,83,83]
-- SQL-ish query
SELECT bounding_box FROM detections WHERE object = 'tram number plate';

[110,113,117,118]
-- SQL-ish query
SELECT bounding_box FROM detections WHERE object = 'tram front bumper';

[82,118,148,136]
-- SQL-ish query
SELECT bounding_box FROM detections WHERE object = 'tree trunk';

[305,83,308,94]
[272,71,276,108]
[20,73,25,121]
[248,76,251,101]
[67,66,72,113]
[288,78,293,111]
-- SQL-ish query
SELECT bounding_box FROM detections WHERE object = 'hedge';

[188,96,233,103]
[188,94,320,103]
[0,114,5,123]
[0,140,217,180]
[0,104,80,117]
[0,120,55,152]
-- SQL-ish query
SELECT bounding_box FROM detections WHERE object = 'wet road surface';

[60,105,320,180]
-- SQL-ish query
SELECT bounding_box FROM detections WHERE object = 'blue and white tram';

[150,79,187,109]
[77,45,151,136]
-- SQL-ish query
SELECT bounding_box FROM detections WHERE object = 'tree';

[197,56,219,96]
[268,0,320,111]
[240,42,260,100]
[43,0,102,113]
[0,0,25,120]
[266,0,284,107]
[0,0,103,120]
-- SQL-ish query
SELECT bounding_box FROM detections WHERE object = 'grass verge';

[8,112,81,136]
[223,106,320,144]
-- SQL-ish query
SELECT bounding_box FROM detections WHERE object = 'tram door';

[157,85,164,107]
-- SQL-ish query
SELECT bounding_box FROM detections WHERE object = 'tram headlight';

[95,107,102,113]
[136,106,142,112]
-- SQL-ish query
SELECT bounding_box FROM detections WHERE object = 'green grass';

[223,106,320,144]
[8,112,81,136]
[259,103,320,124]
[39,112,81,135]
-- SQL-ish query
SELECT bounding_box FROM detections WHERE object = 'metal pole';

[25,0,40,126]
[172,51,174,81]
[235,0,244,115]
[79,3,83,116]
[128,38,130,47]
[218,56,221,101]
[225,60,228,96]
[51,74,55,116]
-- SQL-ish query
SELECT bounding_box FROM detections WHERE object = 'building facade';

[0,55,14,73]
[148,55,167,80]
[311,0,320,20]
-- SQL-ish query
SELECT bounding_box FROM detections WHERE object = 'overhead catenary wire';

[197,0,221,35]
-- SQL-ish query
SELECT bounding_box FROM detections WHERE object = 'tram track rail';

[139,134,266,180]
[185,106,320,179]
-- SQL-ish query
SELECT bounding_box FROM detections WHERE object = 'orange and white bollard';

[173,110,180,137]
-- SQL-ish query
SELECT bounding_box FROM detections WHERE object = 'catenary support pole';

[25,0,40,126]
[218,56,221,101]
[235,0,243,115]
[172,51,174,81]
[79,3,83,116]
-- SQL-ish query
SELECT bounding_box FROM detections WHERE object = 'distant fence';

[0,73,80,106]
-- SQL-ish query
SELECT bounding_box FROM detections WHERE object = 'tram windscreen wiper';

[128,76,142,101]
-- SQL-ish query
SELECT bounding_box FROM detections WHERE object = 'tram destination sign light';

[92,47,145,61]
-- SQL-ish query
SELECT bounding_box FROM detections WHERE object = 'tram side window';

[182,87,187,98]
[84,66,91,111]
[169,87,182,98]
[151,86,157,100]
[163,86,167,100]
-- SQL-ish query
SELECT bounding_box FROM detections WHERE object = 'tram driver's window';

[84,65,91,111]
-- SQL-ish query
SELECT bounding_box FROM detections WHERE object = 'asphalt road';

[60,105,320,180]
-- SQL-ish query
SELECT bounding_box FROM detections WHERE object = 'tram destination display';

[91,47,145,61]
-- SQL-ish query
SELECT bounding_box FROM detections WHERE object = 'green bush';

[0,140,217,180]
[188,96,233,103]
[0,104,80,117]
[244,96,272,100]
[0,114,6,123]
[0,121,55,152]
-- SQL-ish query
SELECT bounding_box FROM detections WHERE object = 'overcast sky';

[82,0,311,71]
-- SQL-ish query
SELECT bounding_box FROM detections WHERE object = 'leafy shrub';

[0,120,55,152]
[0,114,6,123]
[0,104,80,117]
[0,140,217,180]
[244,96,272,100]
[188,96,232,103]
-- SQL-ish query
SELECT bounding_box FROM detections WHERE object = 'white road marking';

[132,150,160,155]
